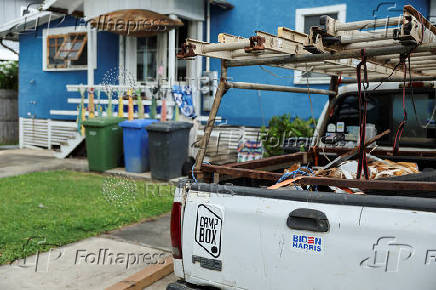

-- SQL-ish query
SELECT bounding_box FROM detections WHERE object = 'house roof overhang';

[0,12,63,41]
[90,9,184,37]
[43,0,205,21]
[42,0,84,17]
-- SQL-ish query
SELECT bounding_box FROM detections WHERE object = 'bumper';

[167,281,203,290]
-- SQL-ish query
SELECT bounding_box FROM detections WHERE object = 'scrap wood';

[293,177,436,192]
[201,163,282,181]
[268,176,303,190]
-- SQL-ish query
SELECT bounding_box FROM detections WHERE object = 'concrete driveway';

[0,149,88,178]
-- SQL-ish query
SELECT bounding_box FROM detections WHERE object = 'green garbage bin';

[83,117,125,172]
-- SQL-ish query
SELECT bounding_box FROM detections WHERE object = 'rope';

[192,162,211,184]
[393,61,408,154]
[276,166,314,184]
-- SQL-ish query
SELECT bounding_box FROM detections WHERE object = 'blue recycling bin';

[119,119,158,173]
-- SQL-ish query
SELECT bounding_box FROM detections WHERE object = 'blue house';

[0,0,432,156]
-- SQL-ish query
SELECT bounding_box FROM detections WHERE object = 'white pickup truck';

[167,83,436,290]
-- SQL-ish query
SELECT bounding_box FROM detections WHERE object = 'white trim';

[118,35,125,84]
[42,25,91,72]
[0,12,62,40]
[125,36,137,80]
[168,15,177,86]
[157,32,168,79]
[294,4,346,84]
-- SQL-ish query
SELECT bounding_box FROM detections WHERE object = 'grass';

[0,170,175,265]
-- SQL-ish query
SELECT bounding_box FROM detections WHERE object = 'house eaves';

[42,0,84,17]
[0,12,63,41]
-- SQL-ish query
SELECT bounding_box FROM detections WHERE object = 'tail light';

[170,202,183,259]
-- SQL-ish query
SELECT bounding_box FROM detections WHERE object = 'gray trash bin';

[146,121,193,180]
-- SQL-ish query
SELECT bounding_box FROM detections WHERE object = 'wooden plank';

[105,256,173,290]
[194,61,228,173]
[201,164,282,181]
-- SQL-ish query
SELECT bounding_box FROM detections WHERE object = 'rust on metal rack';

[244,36,265,52]
[176,43,196,59]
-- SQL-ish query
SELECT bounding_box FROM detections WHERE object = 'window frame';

[55,32,88,61]
[42,26,89,71]
[294,4,346,84]
[46,34,67,69]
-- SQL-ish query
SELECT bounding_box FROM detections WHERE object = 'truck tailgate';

[180,184,436,290]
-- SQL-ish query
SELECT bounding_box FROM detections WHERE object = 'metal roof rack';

[179,4,436,191]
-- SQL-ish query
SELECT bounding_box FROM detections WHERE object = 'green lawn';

[0,170,174,264]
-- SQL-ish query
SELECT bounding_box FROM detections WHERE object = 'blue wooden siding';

[209,0,429,127]
[18,16,119,120]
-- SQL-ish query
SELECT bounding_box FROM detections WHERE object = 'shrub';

[0,61,18,90]
[261,114,315,157]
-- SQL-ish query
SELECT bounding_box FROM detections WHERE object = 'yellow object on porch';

[127,89,134,121]
[81,106,86,136]
[118,90,124,117]
[88,88,95,118]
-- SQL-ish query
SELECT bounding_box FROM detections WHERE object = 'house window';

[56,32,87,63]
[47,35,66,68]
[294,4,346,84]
[137,36,158,81]
[44,30,88,70]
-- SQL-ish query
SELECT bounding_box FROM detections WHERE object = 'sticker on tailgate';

[292,234,324,254]
[195,204,223,258]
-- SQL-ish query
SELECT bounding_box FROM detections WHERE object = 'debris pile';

[269,158,420,193]
[316,159,419,180]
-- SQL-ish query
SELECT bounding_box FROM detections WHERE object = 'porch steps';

[19,118,84,159]
[53,132,85,159]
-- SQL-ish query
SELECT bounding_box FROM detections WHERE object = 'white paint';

[180,187,436,289]
[19,118,79,152]
[294,4,347,84]
[87,24,96,85]
[195,21,203,116]
[118,35,125,84]
[168,14,177,87]
[0,12,63,40]
[125,36,137,82]
[206,1,211,72]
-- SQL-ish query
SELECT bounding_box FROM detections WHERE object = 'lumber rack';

[183,4,436,192]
